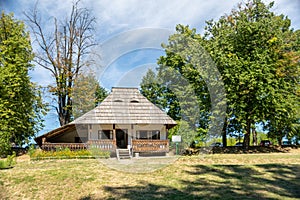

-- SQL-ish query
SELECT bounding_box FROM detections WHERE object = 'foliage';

[72,72,108,119]
[140,69,181,120]
[140,67,206,147]
[148,0,299,148]
[29,147,110,160]
[203,0,299,147]
[0,12,47,156]
[141,22,227,145]
[168,120,198,149]
[25,0,97,126]
[0,152,16,169]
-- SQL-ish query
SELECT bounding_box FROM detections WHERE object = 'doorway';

[116,129,128,148]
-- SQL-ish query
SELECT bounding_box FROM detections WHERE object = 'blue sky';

[1,0,300,136]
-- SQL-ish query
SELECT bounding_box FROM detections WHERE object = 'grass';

[0,151,299,200]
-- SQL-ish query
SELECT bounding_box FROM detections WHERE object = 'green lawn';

[1,152,299,200]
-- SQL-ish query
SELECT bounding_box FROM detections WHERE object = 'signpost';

[172,135,182,155]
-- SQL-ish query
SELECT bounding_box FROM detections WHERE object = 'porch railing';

[132,139,169,153]
[87,140,116,151]
[41,140,116,151]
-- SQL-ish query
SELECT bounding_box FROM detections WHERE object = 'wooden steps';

[116,149,132,160]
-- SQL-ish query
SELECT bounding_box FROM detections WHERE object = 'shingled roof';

[70,87,177,125]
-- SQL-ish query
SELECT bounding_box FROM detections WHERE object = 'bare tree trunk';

[25,0,97,126]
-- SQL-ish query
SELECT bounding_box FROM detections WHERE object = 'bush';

[29,147,110,160]
[0,152,16,169]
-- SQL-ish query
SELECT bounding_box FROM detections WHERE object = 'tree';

[140,69,181,120]
[150,0,299,149]
[154,25,226,144]
[25,0,97,126]
[0,12,46,155]
[203,0,299,148]
[264,29,300,145]
[168,120,198,149]
[140,68,202,148]
[72,72,108,119]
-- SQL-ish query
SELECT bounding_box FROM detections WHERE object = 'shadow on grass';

[102,182,198,200]
[182,164,300,199]
[95,164,300,200]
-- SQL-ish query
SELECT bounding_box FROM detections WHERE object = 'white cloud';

[2,0,299,134]
[4,0,299,88]
[89,0,243,38]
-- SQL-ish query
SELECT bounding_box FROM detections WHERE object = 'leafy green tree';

[203,0,299,148]
[72,72,108,119]
[95,83,109,106]
[264,29,300,145]
[0,12,46,155]
[168,120,198,149]
[155,24,227,144]
[140,68,181,120]
[149,0,299,149]
[141,68,201,147]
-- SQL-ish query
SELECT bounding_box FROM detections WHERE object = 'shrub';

[29,147,110,160]
[0,152,16,169]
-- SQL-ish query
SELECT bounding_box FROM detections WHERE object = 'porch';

[132,139,169,153]
[40,139,169,153]
[41,140,117,151]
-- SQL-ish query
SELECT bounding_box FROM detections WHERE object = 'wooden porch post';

[88,124,92,140]
[165,125,168,139]
[113,124,116,141]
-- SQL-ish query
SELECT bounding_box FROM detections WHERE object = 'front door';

[116,129,128,148]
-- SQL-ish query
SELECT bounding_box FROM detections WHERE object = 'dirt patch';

[16,155,30,162]
[99,156,178,173]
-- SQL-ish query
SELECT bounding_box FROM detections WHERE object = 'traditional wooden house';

[35,87,177,154]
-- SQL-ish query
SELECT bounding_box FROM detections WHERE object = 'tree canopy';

[141,0,299,147]
[203,0,299,147]
[0,12,46,155]
[72,72,108,119]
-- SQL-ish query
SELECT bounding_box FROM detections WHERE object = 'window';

[130,99,139,103]
[151,130,160,139]
[98,130,112,139]
[113,99,123,102]
[136,130,160,139]
[139,131,148,139]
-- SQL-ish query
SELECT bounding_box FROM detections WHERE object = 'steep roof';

[70,87,177,125]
